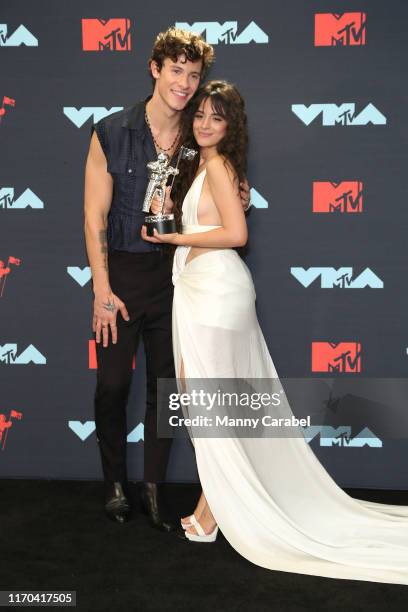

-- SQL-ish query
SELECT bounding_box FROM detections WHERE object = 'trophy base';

[144,213,177,237]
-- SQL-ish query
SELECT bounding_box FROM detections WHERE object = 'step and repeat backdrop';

[1,1,408,488]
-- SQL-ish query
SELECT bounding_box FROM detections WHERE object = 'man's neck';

[146,92,182,132]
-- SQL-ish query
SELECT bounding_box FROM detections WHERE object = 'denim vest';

[92,97,164,253]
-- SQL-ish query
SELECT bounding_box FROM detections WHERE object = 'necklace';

[145,109,181,154]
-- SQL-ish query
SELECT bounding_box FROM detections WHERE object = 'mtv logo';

[304,426,382,447]
[63,107,123,128]
[0,188,44,209]
[0,24,38,46]
[127,423,144,442]
[311,342,361,373]
[313,181,363,213]
[82,18,131,51]
[69,421,96,441]
[291,103,386,126]
[250,188,268,209]
[175,21,268,44]
[67,266,91,287]
[0,344,46,365]
[315,13,366,46]
[69,420,144,442]
[0,96,16,124]
[89,340,136,369]
[0,256,21,297]
[1,409,23,450]
[290,267,383,289]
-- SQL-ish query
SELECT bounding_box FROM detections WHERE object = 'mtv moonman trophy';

[143,147,197,237]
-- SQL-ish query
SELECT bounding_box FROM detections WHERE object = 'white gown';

[172,169,408,585]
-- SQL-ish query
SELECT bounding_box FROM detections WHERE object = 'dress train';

[172,170,408,585]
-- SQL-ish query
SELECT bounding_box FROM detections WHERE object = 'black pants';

[94,250,175,484]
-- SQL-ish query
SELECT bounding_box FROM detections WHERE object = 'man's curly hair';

[149,27,214,84]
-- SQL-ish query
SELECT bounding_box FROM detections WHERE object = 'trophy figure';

[143,147,197,236]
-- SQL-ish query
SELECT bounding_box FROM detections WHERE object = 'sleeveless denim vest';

[92,97,164,253]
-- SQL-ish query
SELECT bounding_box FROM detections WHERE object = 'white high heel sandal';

[180,514,195,530]
[184,514,218,543]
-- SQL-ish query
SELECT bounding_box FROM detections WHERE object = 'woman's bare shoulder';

[206,155,236,185]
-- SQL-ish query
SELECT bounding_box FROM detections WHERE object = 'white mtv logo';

[0,188,44,209]
[63,107,123,128]
[290,267,384,289]
[176,21,268,44]
[67,266,91,287]
[292,103,386,126]
[304,426,382,448]
[69,421,144,442]
[0,24,38,46]
[0,344,46,364]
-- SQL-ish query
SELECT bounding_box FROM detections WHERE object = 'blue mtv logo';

[0,344,46,364]
[0,188,44,209]
[304,426,382,447]
[68,421,96,441]
[250,188,268,208]
[175,21,268,44]
[67,266,92,287]
[290,267,384,288]
[63,107,123,128]
[292,103,386,126]
[0,24,38,46]
[69,421,144,442]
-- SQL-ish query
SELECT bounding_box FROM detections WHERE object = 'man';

[84,27,250,530]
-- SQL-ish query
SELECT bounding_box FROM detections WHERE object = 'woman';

[142,81,408,584]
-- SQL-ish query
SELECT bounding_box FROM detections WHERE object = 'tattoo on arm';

[99,229,108,271]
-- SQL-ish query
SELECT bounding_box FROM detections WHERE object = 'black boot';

[104,482,131,524]
[141,482,175,532]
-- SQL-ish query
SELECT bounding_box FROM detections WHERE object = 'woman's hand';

[141,224,180,244]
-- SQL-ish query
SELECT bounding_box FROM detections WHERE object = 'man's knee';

[95,375,131,405]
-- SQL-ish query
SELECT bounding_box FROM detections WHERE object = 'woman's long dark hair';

[172,80,248,228]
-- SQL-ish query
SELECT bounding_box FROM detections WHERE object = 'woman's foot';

[180,514,195,529]
[185,514,218,542]
[185,504,217,537]
[180,491,207,529]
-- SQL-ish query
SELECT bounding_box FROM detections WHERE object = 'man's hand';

[239,179,251,211]
[93,291,130,347]
[150,186,174,216]
[141,225,179,245]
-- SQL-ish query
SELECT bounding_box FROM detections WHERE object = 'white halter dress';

[172,169,408,585]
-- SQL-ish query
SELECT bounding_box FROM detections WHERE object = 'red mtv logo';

[0,410,23,450]
[82,19,131,51]
[0,256,21,297]
[88,340,136,369]
[315,13,366,46]
[0,96,16,124]
[313,181,363,213]
[311,342,362,373]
